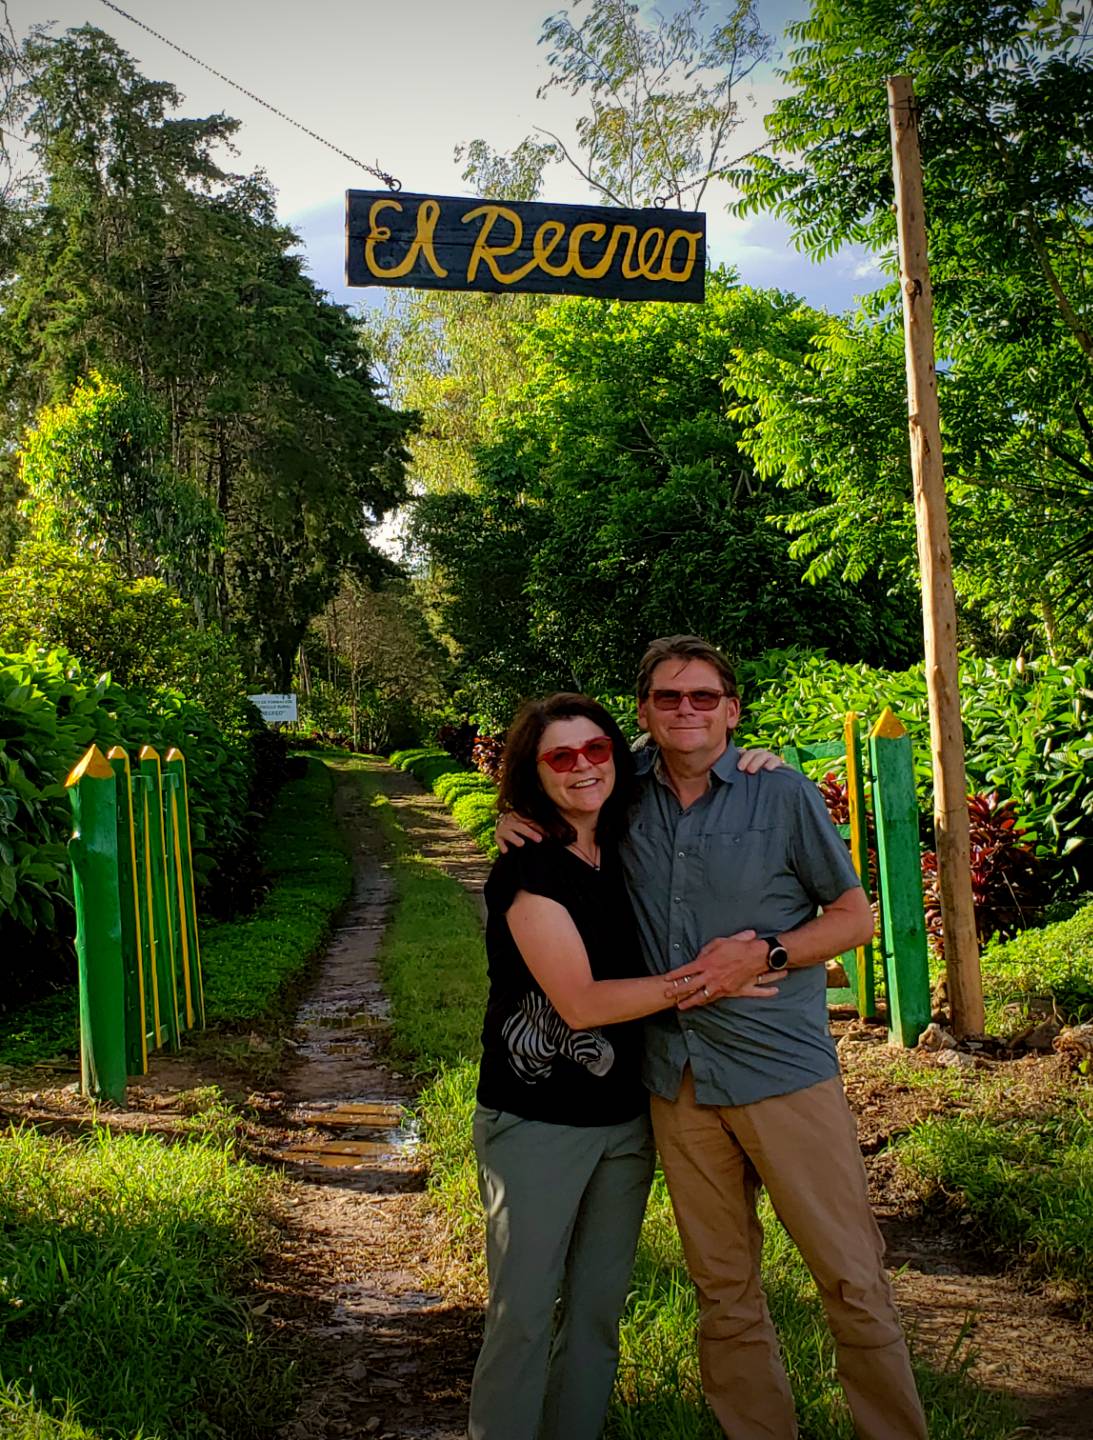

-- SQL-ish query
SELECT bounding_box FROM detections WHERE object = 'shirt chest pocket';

[702,826,784,892]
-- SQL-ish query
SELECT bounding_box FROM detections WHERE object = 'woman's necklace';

[569,838,600,870]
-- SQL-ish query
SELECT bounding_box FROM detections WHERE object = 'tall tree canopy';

[3,26,413,685]
[731,0,1093,656]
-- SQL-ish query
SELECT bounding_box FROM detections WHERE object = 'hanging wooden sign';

[345,190,706,302]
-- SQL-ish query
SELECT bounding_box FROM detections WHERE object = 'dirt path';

[272,758,484,1440]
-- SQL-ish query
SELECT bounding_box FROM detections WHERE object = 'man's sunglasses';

[537,736,615,773]
[650,688,729,711]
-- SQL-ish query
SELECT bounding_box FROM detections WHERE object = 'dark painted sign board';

[346,190,706,303]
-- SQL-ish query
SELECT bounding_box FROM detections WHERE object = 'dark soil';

[1,755,1088,1439]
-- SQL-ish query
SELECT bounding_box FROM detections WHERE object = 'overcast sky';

[10,0,884,313]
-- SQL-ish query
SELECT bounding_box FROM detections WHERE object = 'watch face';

[767,942,789,970]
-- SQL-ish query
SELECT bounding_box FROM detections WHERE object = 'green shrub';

[450,790,500,854]
[433,770,495,805]
[390,748,499,855]
[978,898,1093,1031]
[0,647,277,1002]
[390,747,466,789]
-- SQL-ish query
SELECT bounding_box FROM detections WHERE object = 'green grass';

[897,1100,1093,1319]
[201,756,351,1025]
[0,1385,105,1439]
[978,898,1093,1032]
[0,990,79,1070]
[369,756,1020,1440]
[345,760,486,1071]
[0,1124,290,1440]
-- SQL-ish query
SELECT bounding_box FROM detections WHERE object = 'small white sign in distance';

[248,693,299,724]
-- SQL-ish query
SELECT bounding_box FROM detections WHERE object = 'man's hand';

[674,929,780,1009]
[495,810,545,853]
[736,748,785,774]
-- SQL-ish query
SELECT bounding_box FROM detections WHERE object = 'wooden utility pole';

[887,75,985,1037]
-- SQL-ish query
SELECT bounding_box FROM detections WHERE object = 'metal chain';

[96,0,401,189]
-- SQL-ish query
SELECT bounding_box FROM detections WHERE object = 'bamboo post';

[138,746,181,1051]
[66,746,128,1104]
[887,75,984,1036]
[106,747,148,1075]
[165,749,205,1028]
[869,709,931,1046]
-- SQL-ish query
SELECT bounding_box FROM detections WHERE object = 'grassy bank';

[0,1125,289,1439]
[358,758,1021,1439]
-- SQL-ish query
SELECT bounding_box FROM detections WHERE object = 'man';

[499,635,927,1440]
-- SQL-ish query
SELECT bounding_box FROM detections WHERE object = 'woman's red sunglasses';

[537,736,615,773]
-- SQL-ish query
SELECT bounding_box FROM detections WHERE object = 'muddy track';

[273,758,483,1440]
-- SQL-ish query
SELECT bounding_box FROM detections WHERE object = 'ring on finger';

[702,984,709,997]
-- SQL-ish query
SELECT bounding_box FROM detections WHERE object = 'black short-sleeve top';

[477,839,649,1126]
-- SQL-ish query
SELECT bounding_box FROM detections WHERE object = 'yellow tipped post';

[67,746,127,1104]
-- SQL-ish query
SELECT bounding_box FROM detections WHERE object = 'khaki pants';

[650,1070,927,1440]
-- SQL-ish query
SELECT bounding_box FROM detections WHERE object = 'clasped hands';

[665,931,786,1010]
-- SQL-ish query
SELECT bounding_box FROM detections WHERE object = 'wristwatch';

[762,936,790,971]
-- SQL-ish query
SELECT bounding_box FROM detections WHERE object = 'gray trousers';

[467,1105,655,1440]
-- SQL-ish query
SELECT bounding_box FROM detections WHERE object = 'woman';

[467,693,777,1440]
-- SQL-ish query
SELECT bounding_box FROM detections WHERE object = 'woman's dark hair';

[496,693,636,847]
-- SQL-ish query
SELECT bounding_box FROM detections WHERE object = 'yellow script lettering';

[462,205,525,282]
[364,198,448,280]
[658,228,703,282]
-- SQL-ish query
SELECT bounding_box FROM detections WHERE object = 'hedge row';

[389,748,499,856]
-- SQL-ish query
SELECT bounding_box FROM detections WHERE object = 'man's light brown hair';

[636,635,738,703]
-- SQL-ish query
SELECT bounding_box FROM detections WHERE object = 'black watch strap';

[762,936,790,970]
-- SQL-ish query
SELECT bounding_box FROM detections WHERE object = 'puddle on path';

[278,779,421,1187]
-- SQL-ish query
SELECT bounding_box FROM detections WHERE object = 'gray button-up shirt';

[622,740,861,1107]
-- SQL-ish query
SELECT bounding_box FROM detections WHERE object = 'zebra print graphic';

[501,991,615,1084]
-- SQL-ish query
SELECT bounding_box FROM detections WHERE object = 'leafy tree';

[0,540,247,730]
[3,26,413,685]
[17,372,221,600]
[415,275,923,726]
[300,578,450,751]
[731,0,1093,656]
[469,0,770,210]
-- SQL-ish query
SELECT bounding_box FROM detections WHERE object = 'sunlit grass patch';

[897,1101,1093,1318]
[0,1124,290,1439]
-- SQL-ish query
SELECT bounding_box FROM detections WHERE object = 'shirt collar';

[634,738,741,788]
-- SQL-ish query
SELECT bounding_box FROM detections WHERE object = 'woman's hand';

[736,748,785,774]
[666,930,788,1009]
[495,811,545,853]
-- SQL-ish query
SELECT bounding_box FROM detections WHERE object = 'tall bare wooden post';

[887,75,984,1035]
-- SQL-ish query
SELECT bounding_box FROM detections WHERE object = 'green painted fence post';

[165,749,205,1029]
[844,713,877,1019]
[139,746,181,1052]
[106,747,147,1075]
[66,745,127,1104]
[869,709,931,1047]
